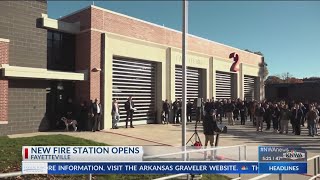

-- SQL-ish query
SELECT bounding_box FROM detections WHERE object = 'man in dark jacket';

[162,99,170,124]
[239,101,247,125]
[226,100,235,125]
[124,96,135,128]
[292,104,304,135]
[172,99,181,124]
[264,104,273,130]
[216,101,224,124]
[272,104,281,132]
[91,98,102,132]
[255,103,265,132]
[300,102,307,127]
[187,100,193,122]
[203,109,219,160]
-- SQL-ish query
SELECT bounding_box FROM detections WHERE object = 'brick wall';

[74,31,91,103]
[0,80,48,136]
[0,40,9,122]
[0,1,48,135]
[63,10,103,103]
[89,31,102,101]
[0,1,47,68]
[60,8,91,31]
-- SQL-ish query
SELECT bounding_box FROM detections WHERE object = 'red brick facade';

[0,40,9,122]
[89,31,102,101]
[74,31,91,103]
[61,5,263,103]
[91,6,262,66]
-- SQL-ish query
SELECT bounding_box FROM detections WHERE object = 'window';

[47,30,75,72]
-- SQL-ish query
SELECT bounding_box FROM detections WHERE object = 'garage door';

[175,65,200,101]
[244,75,256,101]
[112,57,156,124]
[215,71,232,100]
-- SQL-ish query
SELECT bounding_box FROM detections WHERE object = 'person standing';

[299,102,307,127]
[172,99,179,124]
[306,105,318,137]
[217,101,224,124]
[240,101,247,125]
[264,104,272,130]
[255,103,265,132]
[91,98,102,132]
[162,99,170,124]
[272,104,281,132]
[124,96,135,128]
[279,104,291,134]
[292,104,303,135]
[111,99,120,129]
[225,100,235,126]
[202,109,219,160]
[233,100,240,121]
[250,101,257,126]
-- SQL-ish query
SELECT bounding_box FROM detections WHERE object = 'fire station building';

[0,2,264,135]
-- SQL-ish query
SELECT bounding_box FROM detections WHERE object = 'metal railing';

[309,174,320,180]
[147,144,247,180]
[0,171,92,180]
[0,171,22,178]
[144,144,247,160]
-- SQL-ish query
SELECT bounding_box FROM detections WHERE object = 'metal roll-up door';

[215,71,232,100]
[175,65,200,101]
[244,76,256,101]
[112,57,156,124]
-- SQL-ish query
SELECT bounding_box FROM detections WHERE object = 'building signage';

[175,55,207,66]
[229,52,240,72]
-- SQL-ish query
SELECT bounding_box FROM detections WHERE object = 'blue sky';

[48,1,320,78]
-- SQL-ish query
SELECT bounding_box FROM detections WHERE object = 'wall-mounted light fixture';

[92,68,101,72]
[57,82,64,90]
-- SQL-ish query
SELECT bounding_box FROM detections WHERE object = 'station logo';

[282,150,306,160]
[22,162,48,174]
[241,166,248,171]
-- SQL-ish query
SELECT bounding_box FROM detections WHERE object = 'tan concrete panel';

[103,34,113,129]
[107,35,167,63]
[2,65,84,80]
[212,57,234,72]
[242,64,260,77]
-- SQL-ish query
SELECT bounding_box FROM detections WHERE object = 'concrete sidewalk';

[7,119,320,180]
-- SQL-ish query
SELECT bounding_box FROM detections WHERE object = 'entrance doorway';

[46,81,75,130]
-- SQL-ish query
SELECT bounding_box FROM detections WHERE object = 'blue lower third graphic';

[259,162,307,174]
[47,162,259,174]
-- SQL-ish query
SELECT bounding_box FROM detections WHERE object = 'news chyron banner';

[258,146,307,174]
[22,146,143,161]
[22,146,307,175]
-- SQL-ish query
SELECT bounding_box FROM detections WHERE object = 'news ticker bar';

[22,161,307,174]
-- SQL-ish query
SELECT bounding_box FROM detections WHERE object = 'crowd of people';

[162,98,320,137]
[59,96,137,131]
[59,95,320,137]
